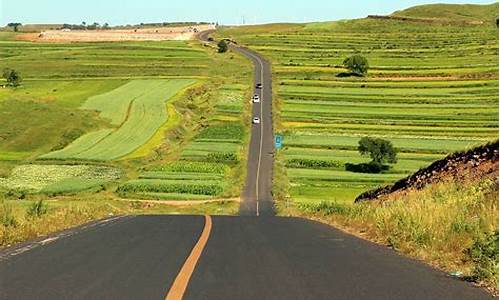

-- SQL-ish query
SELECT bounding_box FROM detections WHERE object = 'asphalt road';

[199,31,275,216]
[0,215,492,299]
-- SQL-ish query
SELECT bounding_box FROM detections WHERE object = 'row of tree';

[62,22,110,30]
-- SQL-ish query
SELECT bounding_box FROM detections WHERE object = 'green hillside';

[392,2,499,24]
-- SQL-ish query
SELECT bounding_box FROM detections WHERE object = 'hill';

[391,2,499,24]
[356,141,499,202]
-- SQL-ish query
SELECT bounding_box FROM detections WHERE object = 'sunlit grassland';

[217,17,498,203]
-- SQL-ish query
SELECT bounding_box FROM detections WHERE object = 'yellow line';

[165,215,212,300]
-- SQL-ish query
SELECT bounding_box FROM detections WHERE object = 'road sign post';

[275,135,283,149]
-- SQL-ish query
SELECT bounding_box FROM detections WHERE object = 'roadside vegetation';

[297,177,498,292]
[0,193,238,248]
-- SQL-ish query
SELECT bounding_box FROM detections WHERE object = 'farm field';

[119,83,251,200]
[0,164,121,194]
[41,79,196,161]
[0,31,252,201]
[217,13,499,204]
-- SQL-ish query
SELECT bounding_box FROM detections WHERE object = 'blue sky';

[1,0,496,26]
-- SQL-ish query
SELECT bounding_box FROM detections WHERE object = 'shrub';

[286,158,341,169]
[345,162,390,173]
[358,137,397,165]
[466,231,499,284]
[2,68,22,87]
[342,55,369,76]
[26,200,48,218]
[218,40,228,53]
[206,152,239,164]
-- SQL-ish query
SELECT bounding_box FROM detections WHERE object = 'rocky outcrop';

[355,141,499,202]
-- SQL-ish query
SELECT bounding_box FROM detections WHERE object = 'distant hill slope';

[356,141,499,202]
[391,2,499,24]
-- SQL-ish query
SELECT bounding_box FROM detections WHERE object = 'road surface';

[0,215,492,299]
[199,30,274,216]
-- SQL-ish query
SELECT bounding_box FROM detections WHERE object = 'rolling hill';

[391,2,499,24]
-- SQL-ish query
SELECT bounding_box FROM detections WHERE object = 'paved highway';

[0,32,493,300]
[0,215,491,299]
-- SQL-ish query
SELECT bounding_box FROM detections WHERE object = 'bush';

[286,158,341,169]
[206,152,239,164]
[358,137,397,165]
[2,68,22,87]
[217,40,228,53]
[342,55,369,76]
[466,231,499,284]
[26,200,48,218]
[345,162,389,173]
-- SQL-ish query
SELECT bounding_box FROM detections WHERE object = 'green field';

[41,79,195,161]
[0,164,121,194]
[0,33,252,199]
[217,11,499,204]
[118,82,251,200]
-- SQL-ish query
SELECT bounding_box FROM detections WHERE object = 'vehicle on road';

[252,95,260,103]
[252,117,261,124]
[256,83,263,89]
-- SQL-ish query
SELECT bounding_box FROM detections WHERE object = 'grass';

[216,10,498,204]
[40,79,196,161]
[295,178,499,292]
[0,193,238,248]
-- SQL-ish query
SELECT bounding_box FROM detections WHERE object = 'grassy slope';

[392,2,499,23]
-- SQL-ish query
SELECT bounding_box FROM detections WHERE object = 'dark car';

[256,83,263,89]
[207,37,214,42]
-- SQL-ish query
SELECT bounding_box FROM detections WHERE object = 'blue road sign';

[275,135,283,149]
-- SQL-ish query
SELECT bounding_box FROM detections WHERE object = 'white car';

[252,95,260,103]
[252,117,261,124]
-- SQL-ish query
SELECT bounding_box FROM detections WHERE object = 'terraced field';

[0,35,253,198]
[119,83,250,200]
[218,17,499,203]
[41,79,195,161]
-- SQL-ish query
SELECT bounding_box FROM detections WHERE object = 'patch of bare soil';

[16,24,216,42]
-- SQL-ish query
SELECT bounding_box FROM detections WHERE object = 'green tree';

[2,68,22,87]
[217,40,228,53]
[7,22,22,32]
[343,54,369,76]
[358,137,397,165]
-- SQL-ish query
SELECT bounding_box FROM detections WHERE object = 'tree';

[358,137,397,165]
[343,54,369,76]
[217,40,228,53]
[7,22,22,32]
[2,68,22,87]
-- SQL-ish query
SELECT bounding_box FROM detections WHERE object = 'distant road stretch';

[199,30,275,216]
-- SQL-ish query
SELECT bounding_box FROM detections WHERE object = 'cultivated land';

[0,27,251,244]
[217,7,499,204]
